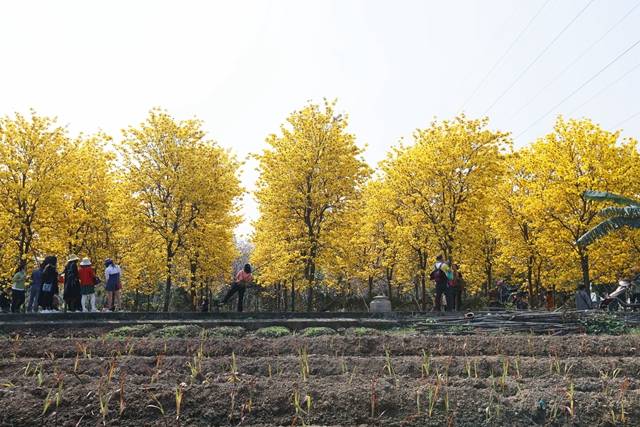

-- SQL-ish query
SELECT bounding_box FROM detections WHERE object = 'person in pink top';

[219,264,253,312]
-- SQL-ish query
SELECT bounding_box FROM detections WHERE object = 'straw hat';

[67,254,80,263]
[80,257,92,266]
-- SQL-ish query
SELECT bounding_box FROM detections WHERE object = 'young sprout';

[175,383,186,420]
[383,348,394,377]
[119,374,126,416]
[42,389,53,416]
[298,347,310,381]
[227,352,239,384]
[565,382,575,418]
[421,350,431,378]
[148,393,165,416]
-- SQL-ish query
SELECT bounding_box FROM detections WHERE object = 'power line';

[568,61,640,116]
[459,0,552,112]
[515,36,640,139]
[509,1,640,120]
[614,111,640,129]
[483,0,595,115]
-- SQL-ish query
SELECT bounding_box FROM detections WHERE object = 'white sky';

[2,0,639,238]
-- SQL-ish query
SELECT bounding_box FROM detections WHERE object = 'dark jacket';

[63,262,81,301]
[575,289,593,310]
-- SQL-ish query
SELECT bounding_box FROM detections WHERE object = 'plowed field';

[1,330,639,426]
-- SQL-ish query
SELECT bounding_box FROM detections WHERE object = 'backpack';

[429,267,448,285]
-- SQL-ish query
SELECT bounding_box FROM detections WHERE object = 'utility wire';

[509,1,640,120]
[459,0,552,112]
[483,0,595,115]
[568,61,640,116]
[614,111,640,129]
[515,36,640,139]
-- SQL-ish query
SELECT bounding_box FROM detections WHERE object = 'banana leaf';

[598,206,640,218]
[577,217,640,247]
[583,190,640,206]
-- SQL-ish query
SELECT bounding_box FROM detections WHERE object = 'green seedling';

[175,383,185,420]
[227,352,239,383]
[421,350,431,378]
[298,347,310,381]
[566,382,575,417]
[42,389,53,416]
[383,348,394,377]
[148,393,165,416]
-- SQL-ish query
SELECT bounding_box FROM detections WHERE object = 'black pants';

[434,283,452,312]
[222,282,246,312]
[11,289,25,313]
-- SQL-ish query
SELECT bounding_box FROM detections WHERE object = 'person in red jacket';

[78,258,99,312]
[219,264,254,312]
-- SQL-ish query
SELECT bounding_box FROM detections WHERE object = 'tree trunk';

[291,280,296,312]
[306,285,313,312]
[283,281,288,312]
[580,251,590,293]
[367,275,373,302]
[526,256,534,308]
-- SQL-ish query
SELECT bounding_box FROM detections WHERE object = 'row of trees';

[0,109,242,311]
[253,100,640,310]
[1,101,638,311]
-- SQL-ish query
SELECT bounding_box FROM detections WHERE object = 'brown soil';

[1,333,639,426]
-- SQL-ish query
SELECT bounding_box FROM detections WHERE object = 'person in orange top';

[78,258,99,312]
[219,264,253,312]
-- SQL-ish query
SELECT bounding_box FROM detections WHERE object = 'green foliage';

[300,327,337,337]
[254,326,291,338]
[105,324,156,338]
[205,326,246,338]
[150,324,203,338]
[578,190,640,247]
[580,313,626,335]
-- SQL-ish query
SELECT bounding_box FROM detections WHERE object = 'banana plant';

[577,190,640,247]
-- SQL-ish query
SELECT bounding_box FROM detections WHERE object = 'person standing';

[451,264,465,311]
[104,258,121,311]
[430,255,451,312]
[40,256,59,312]
[27,261,43,313]
[220,264,254,312]
[78,258,98,312]
[575,284,593,310]
[63,254,82,312]
[11,265,27,313]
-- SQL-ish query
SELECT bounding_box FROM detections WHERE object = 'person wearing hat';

[63,254,82,312]
[78,258,99,312]
[104,258,121,311]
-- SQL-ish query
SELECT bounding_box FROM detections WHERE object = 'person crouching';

[79,258,99,312]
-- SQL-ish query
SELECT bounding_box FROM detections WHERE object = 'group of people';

[9,255,122,313]
[430,255,465,312]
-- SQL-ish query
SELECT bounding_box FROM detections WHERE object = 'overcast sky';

[2,0,639,237]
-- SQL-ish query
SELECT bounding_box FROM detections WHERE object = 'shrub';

[301,327,336,337]
[580,313,626,335]
[346,327,381,336]
[150,324,203,338]
[205,326,246,338]
[106,324,156,338]
[254,326,291,338]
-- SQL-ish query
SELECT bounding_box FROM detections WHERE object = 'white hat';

[80,257,91,266]
[67,254,80,263]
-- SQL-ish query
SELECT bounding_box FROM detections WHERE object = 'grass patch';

[205,326,246,338]
[105,324,156,338]
[150,324,203,338]
[301,327,337,337]
[254,326,291,338]
[345,327,381,336]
